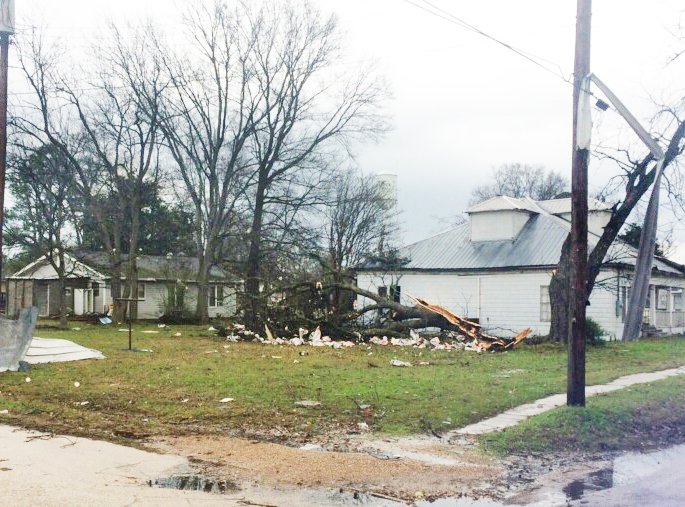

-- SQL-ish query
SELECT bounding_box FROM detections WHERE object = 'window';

[540,286,551,322]
[656,287,669,311]
[208,285,224,307]
[137,283,146,300]
[389,285,401,303]
[673,289,683,312]
[620,286,630,322]
[92,282,100,297]
[64,287,72,296]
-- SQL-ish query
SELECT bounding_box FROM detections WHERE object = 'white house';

[6,252,240,320]
[356,196,685,340]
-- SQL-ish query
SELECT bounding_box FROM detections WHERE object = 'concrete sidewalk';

[452,365,685,436]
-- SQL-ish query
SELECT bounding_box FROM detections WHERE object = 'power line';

[400,0,618,113]
[400,0,571,84]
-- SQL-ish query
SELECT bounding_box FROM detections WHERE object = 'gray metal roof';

[467,195,611,215]
[466,196,538,214]
[76,252,238,282]
[536,197,611,215]
[362,213,684,275]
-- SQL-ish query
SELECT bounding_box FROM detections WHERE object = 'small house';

[6,252,240,320]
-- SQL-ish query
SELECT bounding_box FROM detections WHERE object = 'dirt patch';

[155,434,504,500]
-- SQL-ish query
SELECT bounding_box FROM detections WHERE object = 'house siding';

[357,268,628,339]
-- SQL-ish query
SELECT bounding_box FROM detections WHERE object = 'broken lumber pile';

[409,295,531,352]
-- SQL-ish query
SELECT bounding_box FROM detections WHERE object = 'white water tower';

[375,172,398,212]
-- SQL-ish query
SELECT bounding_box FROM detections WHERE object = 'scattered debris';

[299,443,322,451]
[0,308,38,373]
[73,382,80,388]
[141,330,160,334]
[98,317,112,325]
[410,295,531,351]
[79,401,90,406]
[206,296,531,354]
[158,324,167,328]
[71,327,81,331]
[25,338,105,365]
[390,359,411,367]
[219,398,234,403]
[294,400,321,408]
[173,332,182,337]
[25,377,31,383]
[0,409,8,415]
[181,398,190,403]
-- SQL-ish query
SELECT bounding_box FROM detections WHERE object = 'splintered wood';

[410,296,531,352]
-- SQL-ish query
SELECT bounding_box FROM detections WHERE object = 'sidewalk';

[452,365,685,436]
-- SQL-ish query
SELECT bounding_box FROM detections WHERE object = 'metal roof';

[77,252,237,281]
[467,196,611,215]
[362,212,684,275]
[536,197,611,215]
[466,196,539,214]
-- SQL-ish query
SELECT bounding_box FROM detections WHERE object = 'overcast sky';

[14,1,685,250]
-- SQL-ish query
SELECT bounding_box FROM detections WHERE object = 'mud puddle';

[150,474,237,494]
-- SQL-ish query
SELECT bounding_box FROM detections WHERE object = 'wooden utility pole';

[0,1,13,295]
[568,0,592,407]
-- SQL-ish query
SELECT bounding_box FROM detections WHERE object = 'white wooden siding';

[357,268,627,339]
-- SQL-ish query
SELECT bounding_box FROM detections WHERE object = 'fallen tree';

[252,280,531,350]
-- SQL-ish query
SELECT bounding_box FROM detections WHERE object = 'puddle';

[507,442,685,505]
[150,475,237,494]
[562,467,613,500]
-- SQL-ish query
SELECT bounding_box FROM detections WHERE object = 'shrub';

[586,317,607,345]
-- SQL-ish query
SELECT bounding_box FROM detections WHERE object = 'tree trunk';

[57,277,68,329]
[195,252,211,324]
[549,236,572,342]
[245,175,267,328]
[109,250,125,323]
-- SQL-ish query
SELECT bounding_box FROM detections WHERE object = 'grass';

[482,374,685,456]
[1,320,685,444]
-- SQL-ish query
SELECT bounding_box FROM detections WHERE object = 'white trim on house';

[10,252,107,281]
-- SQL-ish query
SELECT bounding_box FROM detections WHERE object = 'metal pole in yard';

[568,0,592,407]
[0,2,13,306]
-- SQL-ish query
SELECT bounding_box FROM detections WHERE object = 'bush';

[586,317,607,345]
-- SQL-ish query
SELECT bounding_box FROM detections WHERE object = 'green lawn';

[482,374,685,455]
[1,321,684,443]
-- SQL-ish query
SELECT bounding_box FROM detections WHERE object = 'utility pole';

[0,0,13,297]
[568,0,592,407]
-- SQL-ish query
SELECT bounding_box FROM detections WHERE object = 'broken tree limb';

[408,295,531,351]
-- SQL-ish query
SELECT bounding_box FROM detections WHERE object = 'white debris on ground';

[390,359,412,367]
[24,338,105,365]
[220,324,474,351]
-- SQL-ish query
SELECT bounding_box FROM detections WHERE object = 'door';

[73,289,85,315]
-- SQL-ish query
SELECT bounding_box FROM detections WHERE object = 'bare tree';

[470,163,569,204]
[549,114,685,341]
[132,3,257,324]
[5,146,76,327]
[320,169,389,309]
[13,28,163,321]
[239,2,387,326]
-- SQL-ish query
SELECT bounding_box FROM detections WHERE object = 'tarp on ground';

[25,337,105,364]
[0,307,39,372]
